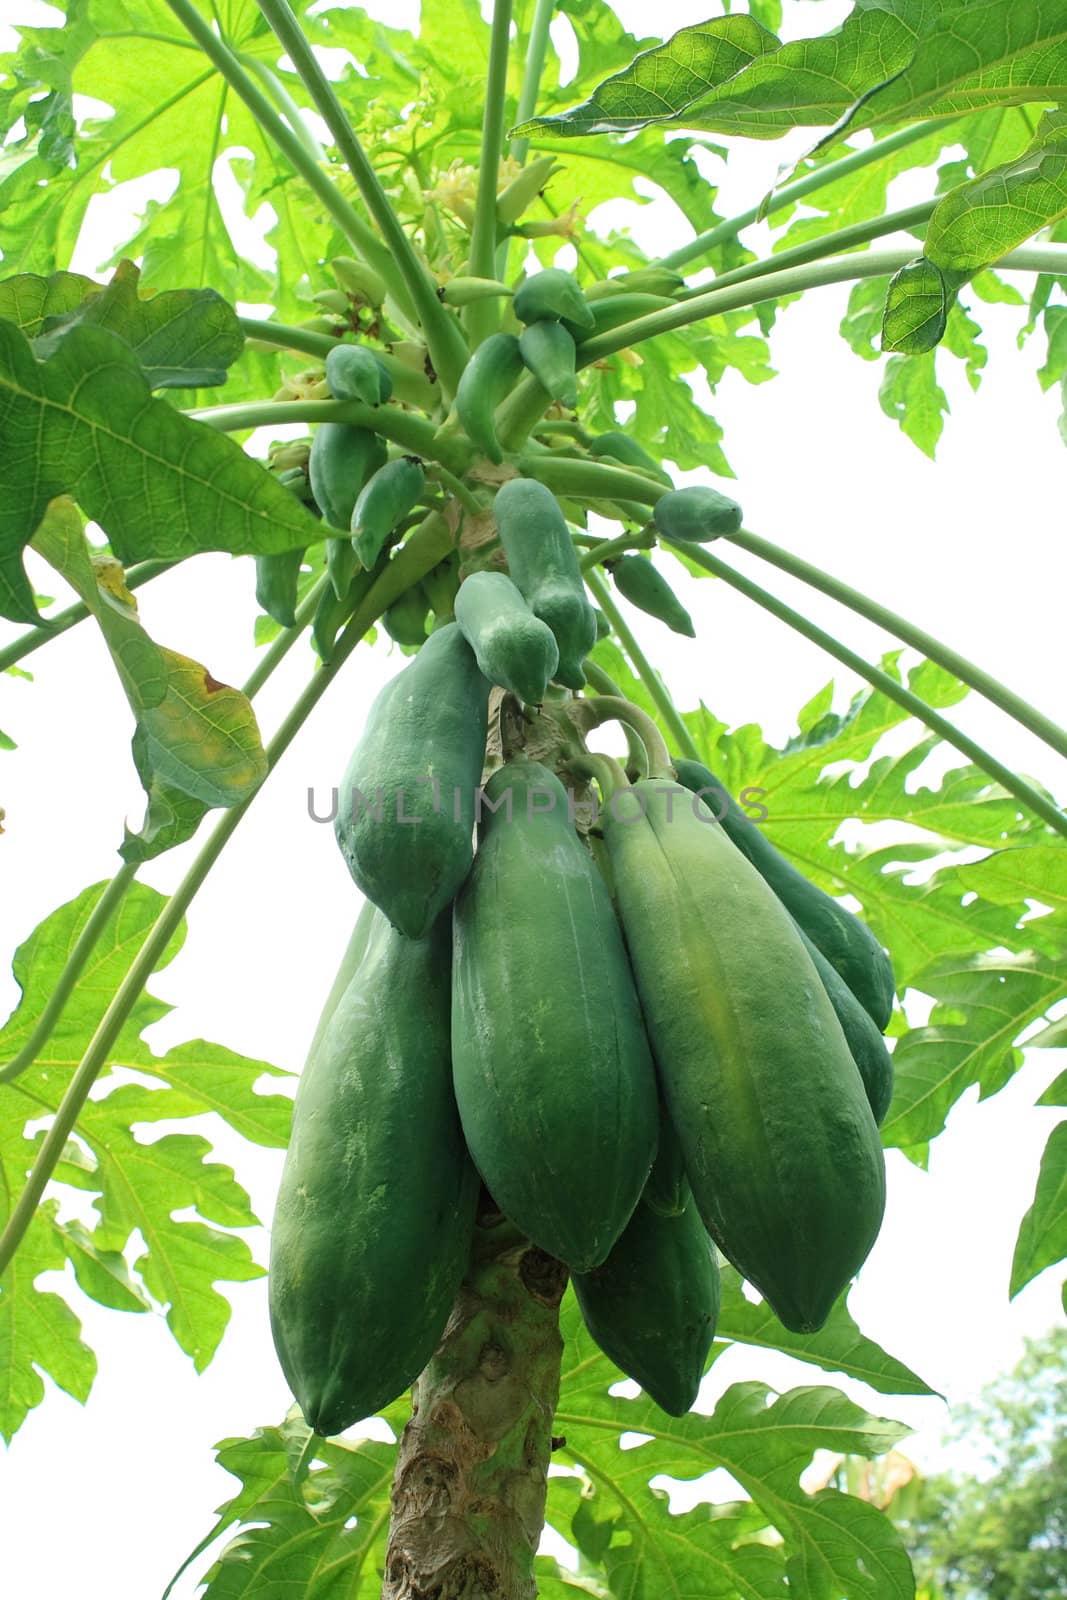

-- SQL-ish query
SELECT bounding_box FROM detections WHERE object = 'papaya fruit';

[518,319,578,409]
[455,332,524,463]
[600,779,886,1333]
[454,570,560,705]
[309,423,387,531]
[383,582,430,647]
[514,267,593,330]
[672,759,895,1030]
[642,1101,689,1218]
[653,484,742,542]
[451,761,658,1271]
[351,456,426,569]
[269,907,479,1436]
[254,548,304,628]
[610,554,695,637]
[326,535,358,601]
[493,476,597,690]
[795,925,894,1126]
[335,623,490,938]
[325,344,393,406]
[573,1182,720,1416]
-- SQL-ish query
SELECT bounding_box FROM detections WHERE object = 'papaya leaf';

[883,951,1067,1149]
[22,258,245,390]
[881,256,966,355]
[715,1268,936,1398]
[552,1299,914,1600]
[878,351,948,457]
[834,1,1067,137]
[183,1407,404,1600]
[0,1196,97,1445]
[510,16,781,138]
[31,499,266,845]
[1009,1120,1067,1297]
[178,1296,916,1598]
[0,880,293,1437]
[924,110,1067,275]
[0,316,319,622]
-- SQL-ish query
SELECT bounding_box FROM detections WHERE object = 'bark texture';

[382,1201,567,1600]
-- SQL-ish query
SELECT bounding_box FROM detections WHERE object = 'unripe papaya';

[672,758,895,1031]
[269,908,479,1435]
[325,344,393,406]
[609,554,695,637]
[309,424,387,532]
[335,623,490,938]
[601,779,886,1334]
[451,762,658,1270]
[514,267,593,330]
[573,1182,719,1416]
[454,570,559,705]
[518,319,578,409]
[654,484,742,542]
[383,582,430,647]
[493,477,597,690]
[454,332,524,463]
[351,456,426,569]
[254,548,304,628]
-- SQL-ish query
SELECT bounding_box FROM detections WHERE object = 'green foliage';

[181,1295,922,1598]
[0,881,292,1440]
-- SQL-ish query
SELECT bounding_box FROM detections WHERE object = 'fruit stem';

[570,695,673,780]
[568,751,631,802]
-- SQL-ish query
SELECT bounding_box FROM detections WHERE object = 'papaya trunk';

[382,1201,567,1600]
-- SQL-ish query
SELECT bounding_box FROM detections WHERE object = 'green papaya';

[610,555,695,637]
[601,779,886,1334]
[335,623,490,938]
[514,267,593,330]
[383,582,430,647]
[493,476,597,690]
[439,276,513,307]
[454,570,560,705]
[269,907,479,1435]
[254,548,304,628]
[518,319,578,409]
[308,424,388,531]
[672,759,895,1030]
[451,762,658,1271]
[325,344,393,406]
[795,925,894,1126]
[455,332,524,463]
[351,456,426,569]
[326,535,358,601]
[573,1183,720,1416]
[653,484,742,542]
[642,1101,689,1218]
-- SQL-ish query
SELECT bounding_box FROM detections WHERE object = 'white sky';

[1,2,1065,1596]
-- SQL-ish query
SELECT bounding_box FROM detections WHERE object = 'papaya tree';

[1,1,1065,1596]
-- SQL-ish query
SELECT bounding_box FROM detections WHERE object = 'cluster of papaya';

[266,265,895,1437]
